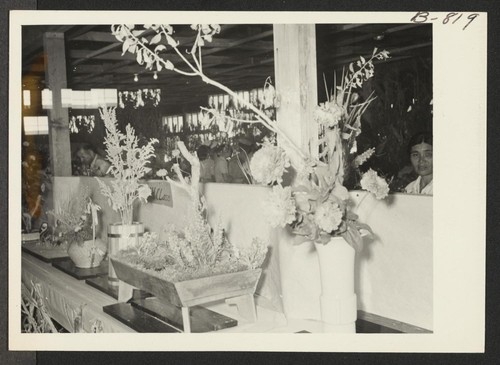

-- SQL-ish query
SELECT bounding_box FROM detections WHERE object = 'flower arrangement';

[114,140,268,281]
[112,24,390,250]
[249,50,391,247]
[95,107,158,225]
[47,190,103,255]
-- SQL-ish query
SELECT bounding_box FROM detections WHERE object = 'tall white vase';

[314,236,357,333]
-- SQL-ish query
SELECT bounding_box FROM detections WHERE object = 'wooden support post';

[117,280,134,302]
[273,24,318,160]
[43,32,72,176]
[225,294,257,322]
[181,306,191,333]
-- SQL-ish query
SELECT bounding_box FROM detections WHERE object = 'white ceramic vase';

[314,236,357,333]
[67,238,107,269]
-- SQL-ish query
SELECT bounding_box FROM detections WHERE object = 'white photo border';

[9,10,487,352]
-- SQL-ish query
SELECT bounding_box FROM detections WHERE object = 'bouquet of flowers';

[95,107,158,225]
[47,190,102,247]
[112,23,390,250]
[249,50,391,248]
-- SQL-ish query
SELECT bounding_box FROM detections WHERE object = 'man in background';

[75,143,111,177]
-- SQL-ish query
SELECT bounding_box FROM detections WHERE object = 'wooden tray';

[110,257,261,307]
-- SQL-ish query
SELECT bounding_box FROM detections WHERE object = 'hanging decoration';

[69,115,96,134]
[118,89,161,109]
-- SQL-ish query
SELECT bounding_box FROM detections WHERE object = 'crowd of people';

[197,137,255,184]
[68,131,433,194]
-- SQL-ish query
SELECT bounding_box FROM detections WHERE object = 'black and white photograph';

[8,10,486,352]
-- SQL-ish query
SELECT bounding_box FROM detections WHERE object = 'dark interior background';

[21,23,432,190]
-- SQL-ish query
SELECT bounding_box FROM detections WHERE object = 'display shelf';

[22,242,69,263]
[85,275,119,299]
[130,297,238,332]
[103,303,181,333]
[52,259,109,280]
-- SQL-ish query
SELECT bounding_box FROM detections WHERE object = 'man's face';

[410,142,433,177]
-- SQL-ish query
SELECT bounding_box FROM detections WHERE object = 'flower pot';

[107,222,144,286]
[109,256,262,308]
[314,236,357,333]
[67,238,107,269]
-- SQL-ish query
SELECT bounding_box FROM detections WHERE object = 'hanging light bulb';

[134,74,138,82]
[153,71,158,80]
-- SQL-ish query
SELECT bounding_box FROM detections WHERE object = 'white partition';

[278,190,433,331]
[51,177,432,330]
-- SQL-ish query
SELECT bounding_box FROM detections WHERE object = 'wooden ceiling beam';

[22,25,76,68]
[69,50,266,67]
[71,31,273,50]
[69,25,271,80]
[333,23,427,47]
[70,30,274,87]
[328,41,431,67]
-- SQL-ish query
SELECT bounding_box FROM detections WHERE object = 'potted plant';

[109,141,268,331]
[95,106,158,285]
[48,192,107,269]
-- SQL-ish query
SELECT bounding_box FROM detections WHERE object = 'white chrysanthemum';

[137,184,152,202]
[250,143,290,185]
[360,168,390,200]
[314,103,336,127]
[314,100,346,128]
[264,185,297,228]
[156,168,168,178]
[313,200,343,233]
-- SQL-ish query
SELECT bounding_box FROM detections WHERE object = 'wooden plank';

[52,259,108,280]
[175,270,261,307]
[103,303,181,333]
[22,242,69,263]
[131,297,238,332]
